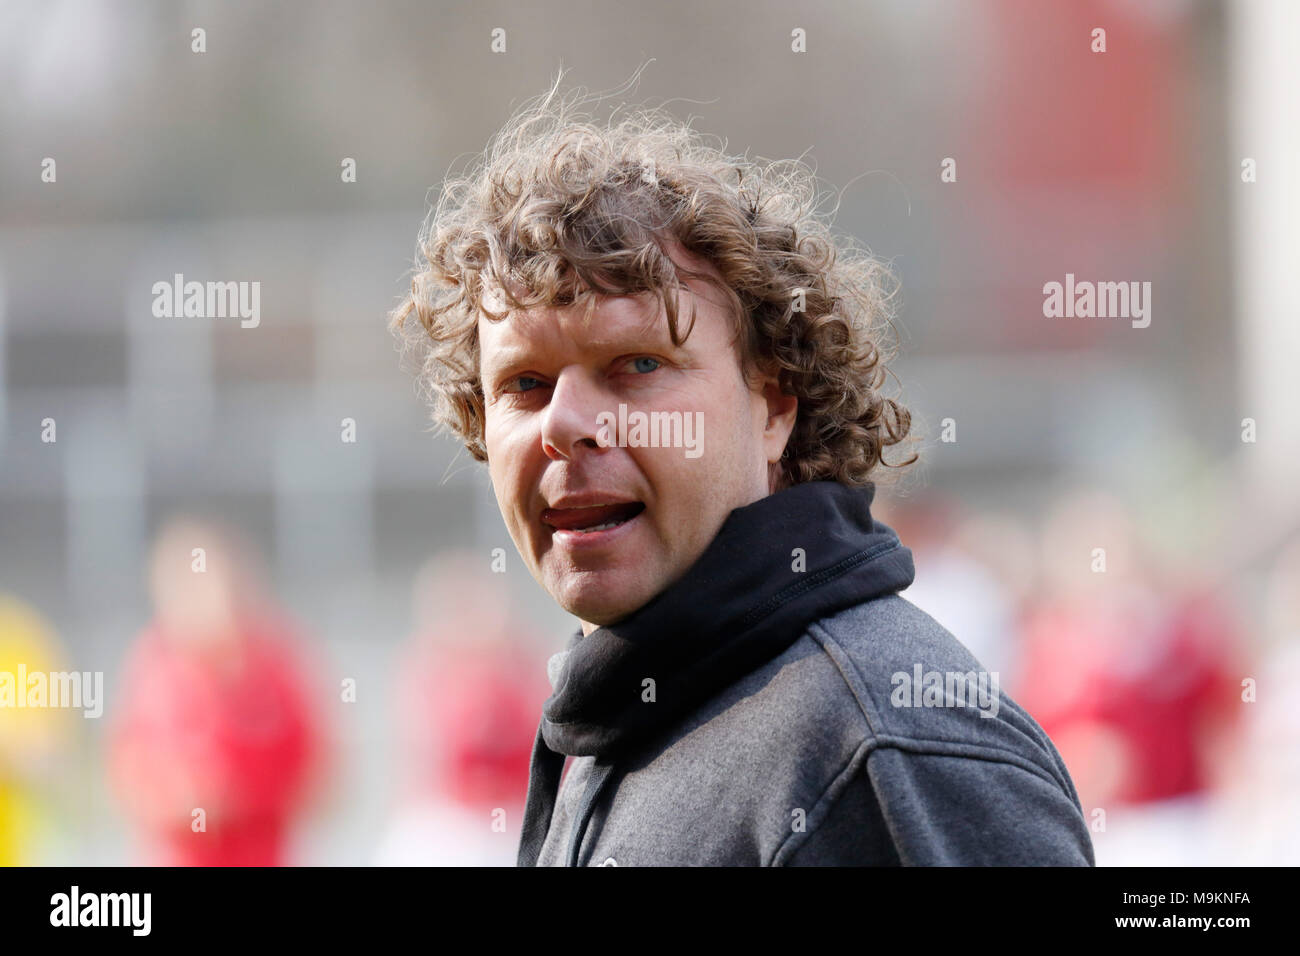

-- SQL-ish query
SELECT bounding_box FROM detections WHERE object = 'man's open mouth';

[541,501,646,534]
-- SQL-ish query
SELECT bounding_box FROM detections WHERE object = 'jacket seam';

[769,736,876,865]
[770,728,1074,864]
[567,760,615,867]
[805,618,1069,793]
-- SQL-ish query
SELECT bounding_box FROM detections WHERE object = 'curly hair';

[389,72,917,489]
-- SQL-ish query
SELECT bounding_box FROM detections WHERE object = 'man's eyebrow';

[481,345,529,370]
[480,346,536,382]
[483,325,680,375]
[589,329,678,352]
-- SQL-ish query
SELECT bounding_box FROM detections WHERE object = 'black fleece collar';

[539,479,915,759]
[517,479,915,866]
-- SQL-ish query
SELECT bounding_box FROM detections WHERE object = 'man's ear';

[760,377,798,464]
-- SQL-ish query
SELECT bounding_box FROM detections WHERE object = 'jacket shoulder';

[807,593,1081,798]
[770,594,1096,865]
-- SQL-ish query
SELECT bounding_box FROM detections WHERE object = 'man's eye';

[625,357,661,374]
[504,375,546,393]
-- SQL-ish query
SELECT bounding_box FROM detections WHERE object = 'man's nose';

[540,368,607,461]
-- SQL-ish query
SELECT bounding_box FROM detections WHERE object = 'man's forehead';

[477,240,732,368]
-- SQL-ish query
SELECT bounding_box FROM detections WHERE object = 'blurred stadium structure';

[0,0,1296,864]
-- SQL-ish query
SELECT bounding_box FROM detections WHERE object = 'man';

[389,80,1095,866]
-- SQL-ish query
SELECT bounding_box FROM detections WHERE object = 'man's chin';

[548,570,658,631]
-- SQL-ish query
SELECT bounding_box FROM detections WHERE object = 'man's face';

[480,247,797,633]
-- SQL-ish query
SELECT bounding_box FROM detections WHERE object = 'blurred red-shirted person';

[1015,491,1243,814]
[375,553,548,866]
[108,518,326,866]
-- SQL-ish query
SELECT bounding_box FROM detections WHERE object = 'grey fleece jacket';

[517,480,1095,866]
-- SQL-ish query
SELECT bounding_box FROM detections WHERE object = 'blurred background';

[0,0,1296,865]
